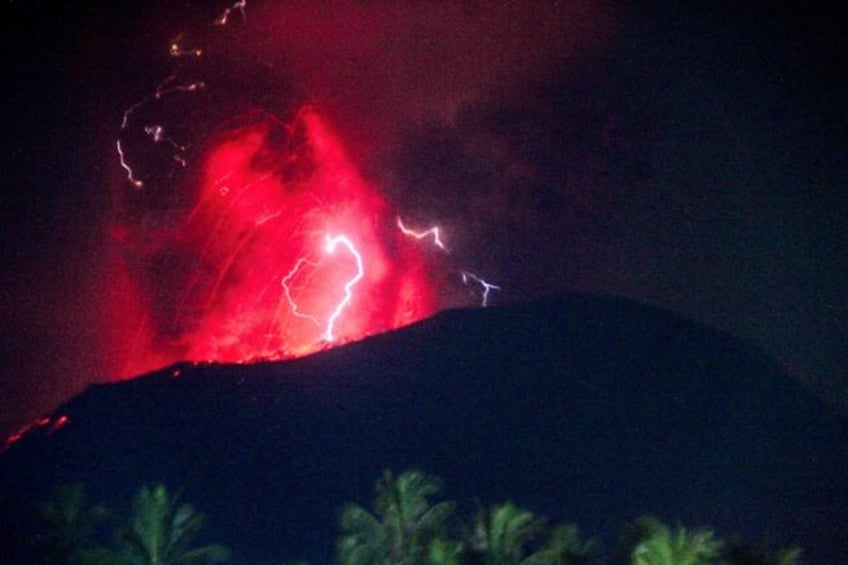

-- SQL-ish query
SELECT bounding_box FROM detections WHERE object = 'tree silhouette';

[428,537,465,565]
[523,523,595,565]
[470,502,547,565]
[116,484,230,565]
[629,517,723,565]
[725,540,802,565]
[34,483,112,565]
[337,470,804,565]
[338,469,456,565]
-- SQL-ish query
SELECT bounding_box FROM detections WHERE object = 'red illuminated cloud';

[112,108,438,376]
[235,1,616,157]
[105,1,617,378]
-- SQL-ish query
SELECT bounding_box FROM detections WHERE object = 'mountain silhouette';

[1,294,846,563]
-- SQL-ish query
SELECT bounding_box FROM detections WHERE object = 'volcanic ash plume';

[111,108,440,376]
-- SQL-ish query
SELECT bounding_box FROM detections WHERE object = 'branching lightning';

[117,73,205,189]
[323,235,364,342]
[396,216,501,307]
[281,258,321,326]
[397,216,448,252]
[279,234,365,344]
[109,0,506,375]
[461,271,501,307]
[115,0,248,189]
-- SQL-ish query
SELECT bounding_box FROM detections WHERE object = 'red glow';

[2,415,68,452]
[111,108,438,376]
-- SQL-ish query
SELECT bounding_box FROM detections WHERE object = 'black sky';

[1,1,846,434]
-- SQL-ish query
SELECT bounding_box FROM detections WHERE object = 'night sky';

[1,1,846,435]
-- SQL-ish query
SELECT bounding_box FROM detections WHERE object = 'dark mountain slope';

[1,294,845,562]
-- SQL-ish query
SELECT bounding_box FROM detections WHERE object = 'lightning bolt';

[279,234,365,344]
[323,235,364,342]
[215,0,248,26]
[397,216,502,307]
[117,73,205,189]
[144,125,187,162]
[397,216,448,252]
[116,139,143,188]
[169,37,203,58]
[281,258,321,326]
[461,271,501,307]
[116,0,244,189]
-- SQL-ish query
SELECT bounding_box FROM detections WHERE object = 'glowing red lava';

[1,415,69,453]
[112,108,438,377]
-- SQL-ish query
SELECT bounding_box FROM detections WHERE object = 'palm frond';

[631,517,722,565]
[119,484,229,565]
[171,543,231,564]
[473,502,546,564]
[428,537,465,564]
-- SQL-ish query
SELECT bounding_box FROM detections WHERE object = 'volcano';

[1,294,846,563]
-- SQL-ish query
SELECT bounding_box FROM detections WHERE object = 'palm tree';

[339,503,389,565]
[725,540,802,565]
[338,469,456,565]
[630,517,723,565]
[35,483,112,564]
[428,537,465,565]
[523,523,595,565]
[771,547,802,565]
[470,502,547,565]
[117,484,230,565]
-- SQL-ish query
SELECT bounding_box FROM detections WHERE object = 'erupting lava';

[113,108,439,375]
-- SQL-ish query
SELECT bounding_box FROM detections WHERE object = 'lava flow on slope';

[110,107,440,376]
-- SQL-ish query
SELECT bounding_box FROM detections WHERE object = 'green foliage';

[35,483,111,565]
[338,470,811,565]
[725,540,803,565]
[338,469,456,565]
[629,517,723,565]
[428,537,465,564]
[772,546,802,565]
[33,472,808,564]
[339,503,389,564]
[471,502,547,564]
[523,523,596,565]
[116,484,230,565]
